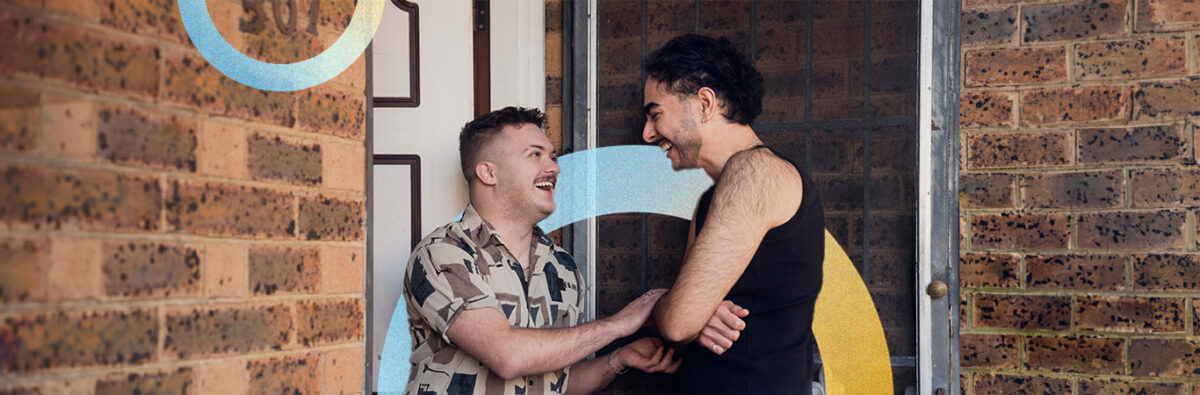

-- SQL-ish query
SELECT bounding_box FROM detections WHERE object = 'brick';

[598,251,642,289]
[1130,338,1200,377]
[0,86,38,154]
[809,129,862,175]
[1026,335,1124,374]
[1022,170,1122,209]
[1022,0,1128,43]
[1135,0,1200,32]
[1195,300,1199,336]
[1077,296,1184,333]
[1135,80,1200,120]
[47,238,103,301]
[249,246,319,295]
[296,298,363,346]
[867,214,915,250]
[0,239,46,303]
[960,334,1018,369]
[965,47,1066,87]
[974,294,1071,330]
[1027,254,1125,291]
[166,180,295,238]
[97,106,198,172]
[95,367,193,395]
[321,245,364,294]
[164,304,292,359]
[974,374,1071,395]
[962,7,1018,47]
[162,51,294,127]
[102,241,201,298]
[195,359,248,394]
[44,0,101,22]
[98,0,188,44]
[1078,378,1185,395]
[0,13,158,99]
[203,242,247,298]
[959,173,1014,208]
[0,165,161,232]
[1134,254,1200,291]
[195,121,248,179]
[40,98,96,159]
[297,88,365,140]
[0,308,157,372]
[1130,169,1200,207]
[971,213,1069,250]
[298,195,364,241]
[1076,37,1187,80]
[324,347,364,395]
[1021,86,1130,127]
[959,253,1019,288]
[322,139,364,192]
[247,355,320,394]
[1077,211,1186,249]
[1079,125,1185,164]
[966,132,1072,169]
[238,14,325,65]
[960,91,1014,128]
[247,134,321,185]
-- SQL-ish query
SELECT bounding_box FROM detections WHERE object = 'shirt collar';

[459,204,553,250]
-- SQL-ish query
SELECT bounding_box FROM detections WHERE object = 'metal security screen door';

[562,0,961,393]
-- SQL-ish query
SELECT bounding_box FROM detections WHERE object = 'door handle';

[926,280,948,299]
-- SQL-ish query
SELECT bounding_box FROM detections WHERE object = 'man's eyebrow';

[643,103,659,116]
[526,144,548,152]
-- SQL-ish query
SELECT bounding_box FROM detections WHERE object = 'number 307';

[239,0,321,36]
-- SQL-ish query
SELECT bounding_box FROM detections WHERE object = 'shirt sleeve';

[405,241,500,344]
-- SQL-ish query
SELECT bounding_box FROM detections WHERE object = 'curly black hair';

[458,106,547,183]
[644,34,764,126]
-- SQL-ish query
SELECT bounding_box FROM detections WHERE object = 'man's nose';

[642,120,657,143]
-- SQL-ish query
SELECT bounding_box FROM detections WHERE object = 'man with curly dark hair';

[643,34,826,394]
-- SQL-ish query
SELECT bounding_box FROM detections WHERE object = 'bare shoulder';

[721,148,803,189]
[714,148,804,226]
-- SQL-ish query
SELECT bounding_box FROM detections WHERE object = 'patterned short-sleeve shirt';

[404,204,584,395]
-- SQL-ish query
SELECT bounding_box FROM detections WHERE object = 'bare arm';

[565,338,680,394]
[447,289,665,380]
[653,150,803,346]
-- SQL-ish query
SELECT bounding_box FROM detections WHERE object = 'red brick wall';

[0,0,366,393]
[960,0,1200,393]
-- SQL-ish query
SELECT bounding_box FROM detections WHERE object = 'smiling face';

[643,79,703,170]
[490,123,560,222]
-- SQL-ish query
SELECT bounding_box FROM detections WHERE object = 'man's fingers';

[703,325,738,347]
[715,307,746,331]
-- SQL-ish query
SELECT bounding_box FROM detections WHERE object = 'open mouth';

[534,180,555,191]
[658,140,673,153]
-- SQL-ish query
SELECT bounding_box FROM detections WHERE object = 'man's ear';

[696,87,719,122]
[475,161,498,186]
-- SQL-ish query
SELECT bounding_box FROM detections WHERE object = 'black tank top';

[675,145,825,394]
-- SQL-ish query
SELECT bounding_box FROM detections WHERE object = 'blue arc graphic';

[177,0,384,91]
[378,146,712,392]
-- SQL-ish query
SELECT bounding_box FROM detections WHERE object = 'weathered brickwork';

[0,0,366,391]
[961,0,1200,391]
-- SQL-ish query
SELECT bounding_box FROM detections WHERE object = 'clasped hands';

[604,289,750,375]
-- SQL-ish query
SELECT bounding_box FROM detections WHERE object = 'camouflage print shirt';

[404,204,584,395]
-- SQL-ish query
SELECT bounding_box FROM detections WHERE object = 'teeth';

[535,181,554,189]
[660,141,673,151]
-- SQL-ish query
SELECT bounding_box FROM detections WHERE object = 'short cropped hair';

[458,106,547,183]
[644,34,764,125]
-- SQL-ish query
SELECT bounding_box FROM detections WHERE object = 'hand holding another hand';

[613,337,681,374]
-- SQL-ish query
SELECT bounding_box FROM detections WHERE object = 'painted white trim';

[916,0,935,393]
[585,0,599,323]
[490,0,546,110]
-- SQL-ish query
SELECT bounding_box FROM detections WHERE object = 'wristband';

[608,350,627,375]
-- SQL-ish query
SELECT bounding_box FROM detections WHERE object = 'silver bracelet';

[607,350,627,375]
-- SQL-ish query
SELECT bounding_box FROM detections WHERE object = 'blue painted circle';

[177,0,385,91]
[378,146,713,392]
